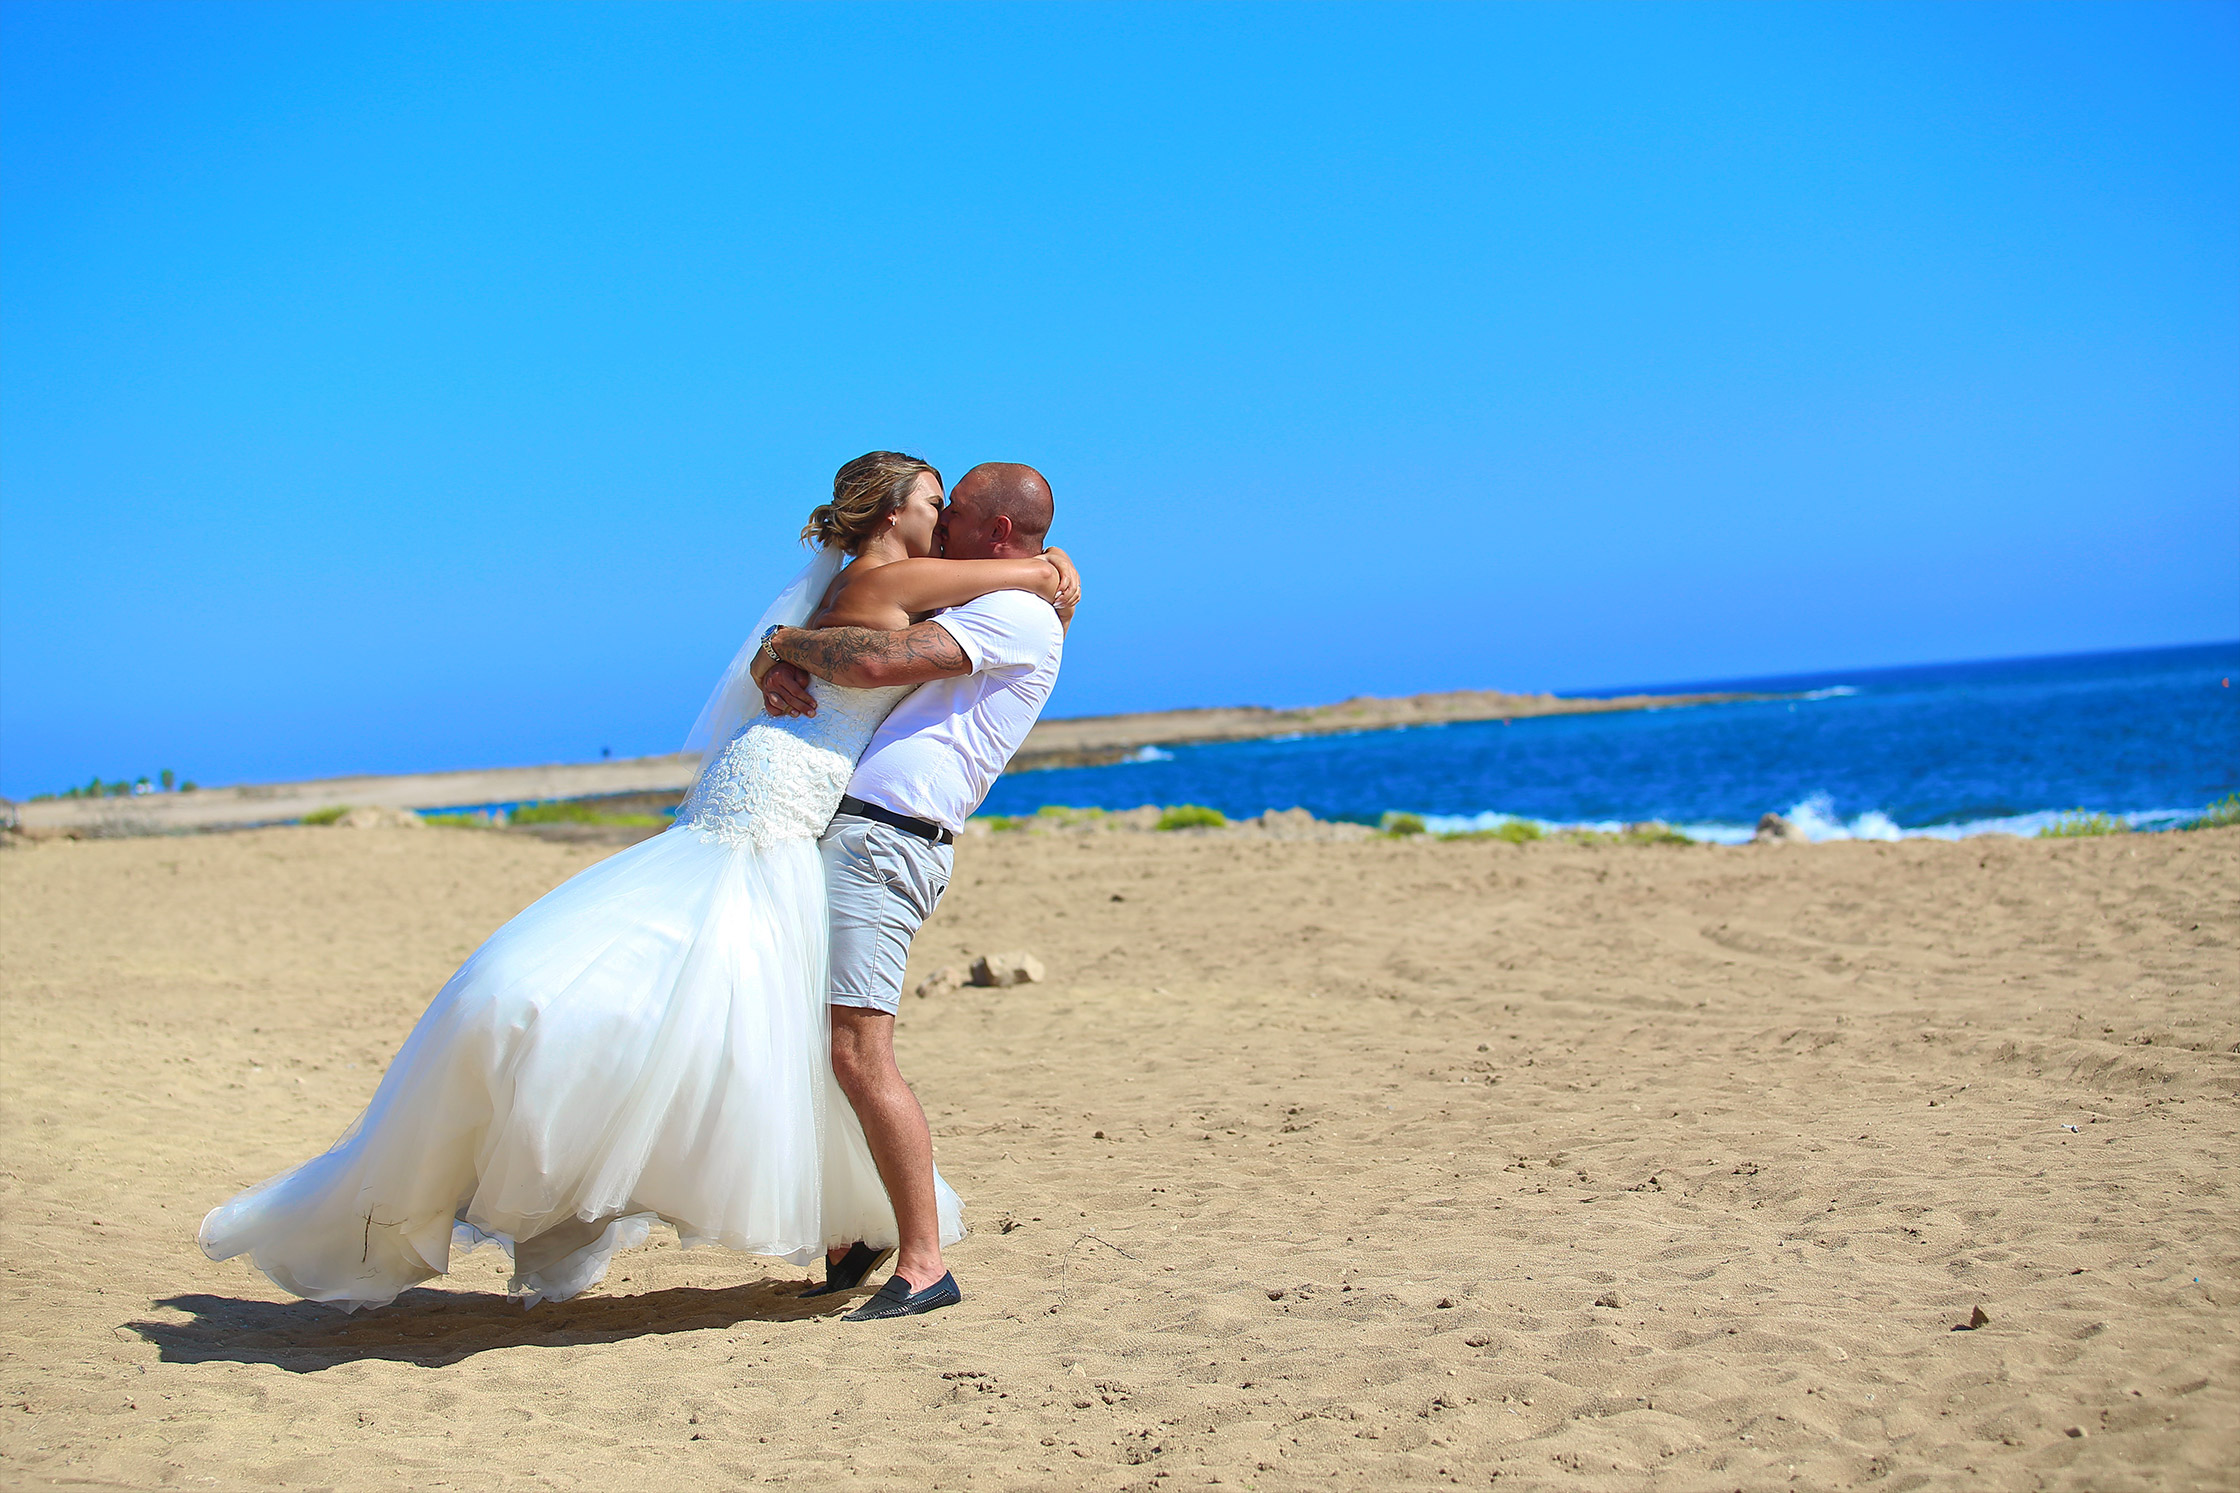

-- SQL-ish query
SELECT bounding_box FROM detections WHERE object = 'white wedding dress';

[199,562,965,1311]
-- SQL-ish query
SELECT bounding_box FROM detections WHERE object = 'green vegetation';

[2183,794,2240,831]
[423,813,489,828]
[35,769,193,802]
[1440,819,1543,844]
[510,801,666,827]
[981,805,1120,832]
[2039,810,2130,838]
[1380,812,1428,837]
[1562,822,1696,847]
[299,805,352,826]
[1156,803,1228,831]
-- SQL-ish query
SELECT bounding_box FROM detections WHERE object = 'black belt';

[835,795,955,846]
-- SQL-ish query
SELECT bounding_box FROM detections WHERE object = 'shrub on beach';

[299,805,351,826]
[2183,794,2240,831]
[1561,822,1695,847]
[1156,804,1227,831]
[1441,819,1542,844]
[510,801,665,828]
[983,805,1108,832]
[2039,810,2130,838]
[1380,812,1428,837]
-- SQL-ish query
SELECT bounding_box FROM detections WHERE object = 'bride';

[199,451,1078,1310]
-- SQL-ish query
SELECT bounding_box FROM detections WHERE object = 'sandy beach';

[1,820,2232,1491]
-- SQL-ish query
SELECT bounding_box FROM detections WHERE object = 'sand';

[1,822,2233,1491]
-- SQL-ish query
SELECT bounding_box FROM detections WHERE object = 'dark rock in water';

[1754,813,1808,844]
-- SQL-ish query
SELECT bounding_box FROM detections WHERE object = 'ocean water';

[981,643,2240,842]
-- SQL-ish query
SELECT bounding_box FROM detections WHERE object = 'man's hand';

[760,661,817,717]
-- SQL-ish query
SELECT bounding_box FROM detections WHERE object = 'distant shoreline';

[8,684,1767,836]
[1004,686,1771,771]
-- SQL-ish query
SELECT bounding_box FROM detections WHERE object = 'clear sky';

[3,1,2234,797]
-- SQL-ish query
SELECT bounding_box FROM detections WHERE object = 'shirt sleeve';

[930,591,1060,676]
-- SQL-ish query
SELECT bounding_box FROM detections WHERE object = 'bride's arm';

[820,550,1076,626]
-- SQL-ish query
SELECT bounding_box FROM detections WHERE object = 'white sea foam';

[1798,686,1860,700]
[1125,745,1175,763]
[1413,793,2203,844]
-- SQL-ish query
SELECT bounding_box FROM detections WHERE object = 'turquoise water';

[980,643,2240,842]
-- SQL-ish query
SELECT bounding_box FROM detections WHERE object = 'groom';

[756,461,1069,1321]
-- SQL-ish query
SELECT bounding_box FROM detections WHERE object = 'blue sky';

[3,1,2234,796]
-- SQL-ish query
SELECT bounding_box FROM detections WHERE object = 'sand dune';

[1,822,2232,1490]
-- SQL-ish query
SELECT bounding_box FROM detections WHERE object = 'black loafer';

[801,1242,894,1298]
[843,1271,962,1321]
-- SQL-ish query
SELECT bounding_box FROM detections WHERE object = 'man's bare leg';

[829,1005,946,1291]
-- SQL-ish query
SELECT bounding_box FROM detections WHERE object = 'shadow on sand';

[126,1276,849,1372]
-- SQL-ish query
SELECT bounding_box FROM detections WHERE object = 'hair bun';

[801,452,941,553]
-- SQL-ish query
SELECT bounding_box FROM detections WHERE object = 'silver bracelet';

[759,623,785,664]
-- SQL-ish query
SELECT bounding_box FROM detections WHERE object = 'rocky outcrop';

[1004,686,1778,771]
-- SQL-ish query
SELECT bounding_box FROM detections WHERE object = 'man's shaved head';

[950,462,1053,547]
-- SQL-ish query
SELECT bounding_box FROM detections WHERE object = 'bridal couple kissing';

[201,452,1082,1322]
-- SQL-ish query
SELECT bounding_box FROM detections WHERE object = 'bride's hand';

[760,662,817,718]
[1043,547,1081,611]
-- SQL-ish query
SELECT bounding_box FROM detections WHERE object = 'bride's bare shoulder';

[810,557,917,630]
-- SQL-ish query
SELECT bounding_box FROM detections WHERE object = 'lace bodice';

[677,679,913,850]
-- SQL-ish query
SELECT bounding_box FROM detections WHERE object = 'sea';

[978,643,2240,843]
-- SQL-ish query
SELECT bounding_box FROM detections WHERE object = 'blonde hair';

[801,451,942,553]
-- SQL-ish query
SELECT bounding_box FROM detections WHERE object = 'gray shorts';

[821,812,954,1017]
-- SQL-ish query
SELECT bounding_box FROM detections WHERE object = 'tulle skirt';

[198,823,964,1310]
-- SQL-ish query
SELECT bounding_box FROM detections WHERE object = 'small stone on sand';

[971,951,1045,987]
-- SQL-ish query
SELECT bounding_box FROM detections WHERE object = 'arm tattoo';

[772,621,968,687]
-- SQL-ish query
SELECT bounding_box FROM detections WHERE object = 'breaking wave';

[1417,794,2206,844]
